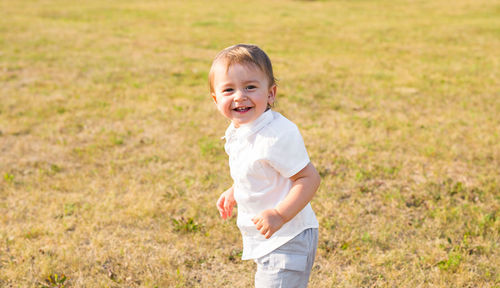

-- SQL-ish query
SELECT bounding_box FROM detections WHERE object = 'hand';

[252,209,285,239]
[216,187,236,220]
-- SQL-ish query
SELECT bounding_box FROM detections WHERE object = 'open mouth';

[233,107,252,112]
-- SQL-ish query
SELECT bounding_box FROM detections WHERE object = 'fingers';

[217,196,229,219]
[258,224,273,239]
[252,211,283,239]
[265,229,273,239]
[225,209,231,218]
[252,217,272,238]
[224,201,233,218]
[216,194,224,209]
[216,195,226,218]
[260,226,269,236]
[252,216,262,227]
[217,194,236,220]
[255,220,263,230]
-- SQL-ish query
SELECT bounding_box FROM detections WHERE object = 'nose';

[234,89,247,101]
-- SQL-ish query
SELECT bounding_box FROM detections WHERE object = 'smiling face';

[212,62,276,128]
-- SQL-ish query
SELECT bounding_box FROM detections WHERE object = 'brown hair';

[209,44,276,94]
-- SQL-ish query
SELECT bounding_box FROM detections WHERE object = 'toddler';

[210,44,320,288]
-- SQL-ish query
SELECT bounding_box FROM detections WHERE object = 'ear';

[211,93,217,104]
[267,85,277,106]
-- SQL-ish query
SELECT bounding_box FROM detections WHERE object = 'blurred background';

[0,0,499,286]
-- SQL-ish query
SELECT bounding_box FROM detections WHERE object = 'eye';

[222,88,234,93]
[246,85,257,90]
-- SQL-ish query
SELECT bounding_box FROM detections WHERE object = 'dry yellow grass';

[1,0,499,287]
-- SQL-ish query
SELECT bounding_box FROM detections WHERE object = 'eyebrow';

[243,80,259,83]
[218,79,260,87]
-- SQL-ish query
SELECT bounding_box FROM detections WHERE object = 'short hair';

[209,44,276,94]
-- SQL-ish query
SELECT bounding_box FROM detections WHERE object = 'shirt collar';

[223,109,274,141]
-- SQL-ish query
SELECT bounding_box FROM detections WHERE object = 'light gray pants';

[254,228,318,288]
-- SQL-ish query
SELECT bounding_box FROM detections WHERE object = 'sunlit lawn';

[0,0,499,287]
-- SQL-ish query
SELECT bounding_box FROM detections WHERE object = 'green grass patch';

[0,0,498,286]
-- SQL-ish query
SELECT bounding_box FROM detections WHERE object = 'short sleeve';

[264,125,310,178]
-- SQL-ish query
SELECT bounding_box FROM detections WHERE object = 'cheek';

[224,97,234,105]
[219,98,233,110]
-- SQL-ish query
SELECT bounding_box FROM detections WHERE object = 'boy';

[211,44,320,287]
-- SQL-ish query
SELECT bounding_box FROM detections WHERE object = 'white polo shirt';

[223,109,319,260]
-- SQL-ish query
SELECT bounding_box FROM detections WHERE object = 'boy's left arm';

[252,162,321,239]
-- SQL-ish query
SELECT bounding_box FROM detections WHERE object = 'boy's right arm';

[216,186,236,220]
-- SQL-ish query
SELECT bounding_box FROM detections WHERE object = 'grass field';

[1,0,499,287]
